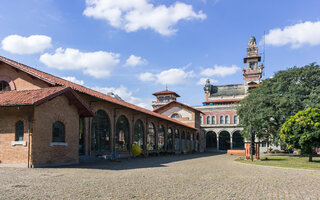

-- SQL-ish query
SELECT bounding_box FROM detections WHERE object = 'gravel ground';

[1,153,320,200]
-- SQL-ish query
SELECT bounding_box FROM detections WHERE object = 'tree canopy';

[237,63,320,144]
[280,108,320,162]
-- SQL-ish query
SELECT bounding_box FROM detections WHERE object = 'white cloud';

[1,34,52,54]
[92,85,152,110]
[62,76,84,85]
[264,21,320,48]
[40,48,120,79]
[200,65,239,77]
[125,55,147,66]
[139,68,194,85]
[83,0,206,36]
[197,78,218,85]
[139,72,155,82]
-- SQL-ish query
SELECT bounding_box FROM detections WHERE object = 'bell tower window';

[249,62,255,70]
[0,81,10,91]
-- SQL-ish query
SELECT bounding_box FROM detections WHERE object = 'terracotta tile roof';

[0,87,93,117]
[153,101,205,115]
[152,90,180,97]
[0,56,196,130]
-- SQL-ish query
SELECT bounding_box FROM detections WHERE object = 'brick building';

[0,56,202,167]
[193,36,264,151]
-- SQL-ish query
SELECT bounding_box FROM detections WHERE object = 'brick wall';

[32,95,79,166]
[0,106,33,165]
[0,63,49,90]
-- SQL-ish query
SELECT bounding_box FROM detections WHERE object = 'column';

[230,136,233,150]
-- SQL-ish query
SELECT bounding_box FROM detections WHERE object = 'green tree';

[237,63,320,143]
[280,108,320,162]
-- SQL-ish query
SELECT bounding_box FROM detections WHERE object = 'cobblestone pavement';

[1,153,320,200]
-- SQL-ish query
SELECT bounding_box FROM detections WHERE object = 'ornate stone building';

[193,36,264,151]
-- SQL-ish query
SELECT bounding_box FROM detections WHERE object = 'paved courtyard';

[1,153,320,200]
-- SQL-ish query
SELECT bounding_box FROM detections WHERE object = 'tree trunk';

[309,154,313,162]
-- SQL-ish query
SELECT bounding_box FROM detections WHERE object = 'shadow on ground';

[60,152,225,170]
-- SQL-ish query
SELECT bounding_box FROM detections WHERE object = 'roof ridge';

[0,86,66,94]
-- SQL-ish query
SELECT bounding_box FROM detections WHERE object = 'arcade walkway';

[0,153,320,199]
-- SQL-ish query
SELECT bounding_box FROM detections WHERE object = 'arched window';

[91,110,111,152]
[234,115,238,124]
[147,122,156,151]
[206,116,211,124]
[134,119,144,150]
[167,128,173,151]
[225,115,229,124]
[181,131,186,149]
[219,116,224,124]
[52,121,65,142]
[212,116,216,124]
[0,81,10,91]
[186,133,190,151]
[15,121,24,141]
[116,115,130,151]
[158,125,165,151]
[171,113,180,118]
[174,129,180,151]
[190,133,194,150]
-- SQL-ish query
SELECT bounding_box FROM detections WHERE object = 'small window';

[165,96,170,102]
[225,115,229,124]
[220,116,224,124]
[171,113,180,118]
[212,116,216,124]
[0,81,10,91]
[206,116,211,124]
[159,97,164,102]
[234,115,238,124]
[15,121,24,141]
[52,121,65,142]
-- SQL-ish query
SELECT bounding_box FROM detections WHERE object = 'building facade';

[194,36,264,151]
[0,56,203,167]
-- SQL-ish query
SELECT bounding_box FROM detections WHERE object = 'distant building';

[152,90,205,152]
[194,36,264,151]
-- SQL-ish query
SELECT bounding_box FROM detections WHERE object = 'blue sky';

[1,0,320,109]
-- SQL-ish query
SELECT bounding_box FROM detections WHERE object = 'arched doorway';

[167,128,173,151]
[134,119,144,150]
[232,131,244,149]
[147,122,156,151]
[206,131,217,151]
[158,125,165,151]
[174,129,180,151]
[181,131,186,150]
[116,115,130,151]
[219,131,230,150]
[91,110,111,153]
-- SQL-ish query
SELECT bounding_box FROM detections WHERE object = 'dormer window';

[165,96,170,102]
[158,97,164,102]
[0,81,10,91]
[171,113,180,118]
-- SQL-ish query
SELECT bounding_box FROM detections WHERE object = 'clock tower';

[243,36,264,92]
